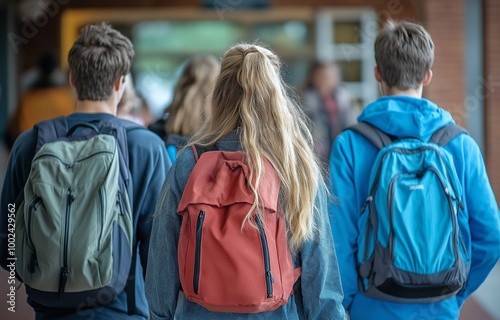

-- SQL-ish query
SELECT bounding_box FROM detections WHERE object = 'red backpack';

[177,146,301,313]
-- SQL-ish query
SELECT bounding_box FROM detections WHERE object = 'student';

[302,61,358,167]
[0,23,170,319]
[145,44,346,320]
[148,55,220,162]
[328,20,500,319]
[117,74,155,127]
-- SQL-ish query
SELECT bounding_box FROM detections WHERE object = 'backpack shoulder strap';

[348,122,393,150]
[34,116,68,152]
[102,119,144,316]
[429,124,469,147]
[191,144,219,162]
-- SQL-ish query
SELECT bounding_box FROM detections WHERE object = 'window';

[316,8,378,109]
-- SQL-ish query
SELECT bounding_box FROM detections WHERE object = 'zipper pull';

[67,188,75,204]
[361,196,373,213]
[267,271,273,298]
[29,252,37,273]
[58,267,68,296]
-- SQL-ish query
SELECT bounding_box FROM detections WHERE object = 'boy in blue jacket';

[328,20,500,319]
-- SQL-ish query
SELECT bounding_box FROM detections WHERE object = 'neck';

[75,99,117,115]
[381,83,423,98]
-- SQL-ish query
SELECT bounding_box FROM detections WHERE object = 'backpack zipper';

[74,151,114,164]
[387,174,401,261]
[367,147,440,206]
[255,214,273,298]
[193,210,205,294]
[28,197,42,273]
[58,187,75,296]
[33,151,113,169]
[33,154,72,168]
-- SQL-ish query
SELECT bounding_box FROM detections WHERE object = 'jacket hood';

[358,96,455,141]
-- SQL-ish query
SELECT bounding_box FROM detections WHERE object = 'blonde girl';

[145,44,346,320]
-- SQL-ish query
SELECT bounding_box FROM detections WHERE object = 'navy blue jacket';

[0,113,170,319]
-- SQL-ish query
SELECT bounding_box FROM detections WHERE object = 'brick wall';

[418,0,466,126]
[484,0,500,199]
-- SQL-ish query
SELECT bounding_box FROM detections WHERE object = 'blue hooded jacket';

[328,96,500,320]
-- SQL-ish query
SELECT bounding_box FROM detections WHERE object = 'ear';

[114,75,125,91]
[69,72,76,88]
[422,69,433,87]
[374,66,383,83]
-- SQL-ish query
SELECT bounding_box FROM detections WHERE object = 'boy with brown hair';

[328,20,500,319]
[1,23,170,319]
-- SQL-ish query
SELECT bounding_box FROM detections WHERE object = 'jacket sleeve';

[300,180,347,320]
[127,131,171,275]
[455,136,500,307]
[145,150,193,320]
[327,133,359,311]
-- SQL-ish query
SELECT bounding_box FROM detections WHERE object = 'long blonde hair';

[189,44,321,252]
[165,55,220,136]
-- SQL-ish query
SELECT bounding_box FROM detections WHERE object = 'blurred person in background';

[148,55,220,162]
[302,61,358,168]
[117,74,155,127]
[5,52,76,149]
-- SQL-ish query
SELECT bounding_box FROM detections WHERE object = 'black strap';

[429,124,469,147]
[192,144,219,162]
[66,122,100,137]
[348,122,393,150]
[35,116,68,152]
[126,242,138,315]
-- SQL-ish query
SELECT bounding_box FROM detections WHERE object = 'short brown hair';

[68,23,134,101]
[375,20,434,90]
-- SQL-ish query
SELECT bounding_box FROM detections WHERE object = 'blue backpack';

[352,122,470,303]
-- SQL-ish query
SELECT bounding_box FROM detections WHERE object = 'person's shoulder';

[444,127,481,157]
[165,146,196,192]
[118,119,165,147]
[171,147,196,176]
[334,126,359,144]
[175,146,196,166]
[11,128,37,157]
